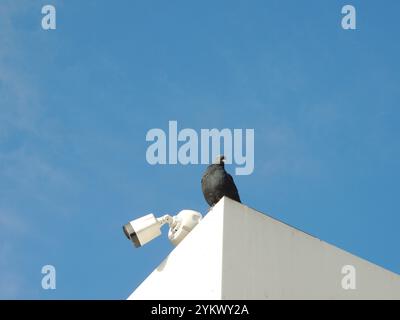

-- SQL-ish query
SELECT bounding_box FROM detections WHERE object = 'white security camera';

[123,210,202,248]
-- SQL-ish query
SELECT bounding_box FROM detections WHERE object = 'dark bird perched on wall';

[201,155,241,207]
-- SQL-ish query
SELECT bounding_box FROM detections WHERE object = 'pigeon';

[201,155,241,207]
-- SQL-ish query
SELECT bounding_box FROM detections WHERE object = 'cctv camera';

[123,213,164,248]
[123,210,202,248]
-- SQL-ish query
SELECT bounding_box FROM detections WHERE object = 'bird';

[201,155,241,207]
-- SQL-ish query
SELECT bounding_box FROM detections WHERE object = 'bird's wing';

[226,173,241,202]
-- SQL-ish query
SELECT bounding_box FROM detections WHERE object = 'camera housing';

[123,210,202,248]
[123,213,162,248]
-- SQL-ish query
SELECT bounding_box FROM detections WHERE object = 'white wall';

[221,198,400,299]
[129,197,400,300]
[128,199,225,300]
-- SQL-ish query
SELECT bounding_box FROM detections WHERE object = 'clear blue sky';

[1,0,399,299]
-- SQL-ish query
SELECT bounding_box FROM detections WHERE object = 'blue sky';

[0,0,399,299]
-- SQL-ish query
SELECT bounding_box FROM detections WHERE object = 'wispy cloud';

[0,208,28,299]
[0,208,27,234]
[0,0,75,198]
[0,147,72,192]
[0,2,72,299]
[0,1,42,140]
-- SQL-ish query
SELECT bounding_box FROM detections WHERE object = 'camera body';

[123,213,161,248]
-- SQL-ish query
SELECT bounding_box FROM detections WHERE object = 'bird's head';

[214,154,225,165]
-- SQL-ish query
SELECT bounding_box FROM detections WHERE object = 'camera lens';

[123,223,133,239]
[122,223,142,248]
